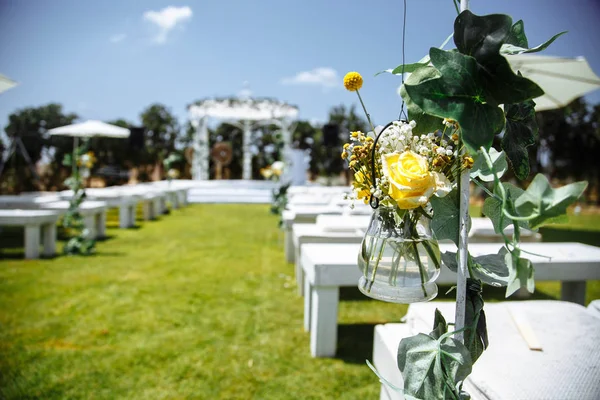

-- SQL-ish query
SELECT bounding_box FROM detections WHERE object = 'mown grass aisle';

[0,204,404,399]
[2,204,599,399]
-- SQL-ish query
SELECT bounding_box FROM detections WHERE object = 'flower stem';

[355,90,377,134]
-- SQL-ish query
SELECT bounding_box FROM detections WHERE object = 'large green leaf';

[505,20,528,48]
[514,174,588,229]
[431,309,448,340]
[431,188,471,246]
[482,182,529,234]
[441,249,510,287]
[505,251,535,296]
[398,333,472,399]
[399,66,445,134]
[503,97,538,180]
[404,48,505,153]
[471,148,508,182]
[464,279,488,364]
[502,22,566,55]
[454,10,512,63]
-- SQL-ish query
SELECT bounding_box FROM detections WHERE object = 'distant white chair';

[0,209,59,259]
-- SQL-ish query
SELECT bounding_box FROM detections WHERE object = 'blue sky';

[1,0,599,134]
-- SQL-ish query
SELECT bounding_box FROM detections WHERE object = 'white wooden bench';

[373,301,600,400]
[0,210,60,259]
[293,217,540,297]
[301,242,600,357]
[40,200,107,239]
[282,205,373,263]
[61,189,139,229]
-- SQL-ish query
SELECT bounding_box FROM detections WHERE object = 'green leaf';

[378,34,453,76]
[482,182,529,233]
[501,31,567,55]
[398,333,472,399]
[514,174,588,229]
[471,148,508,182]
[404,49,505,153]
[399,66,445,135]
[470,248,510,287]
[505,252,535,296]
[464,279,488,363]
[430,309,448,340]
[503,96,538,180]
[505,20,528,48]
[454,10,512,63]
[431,189,471,246]
[442,249,510,287]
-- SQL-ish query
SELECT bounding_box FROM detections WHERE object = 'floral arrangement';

[163,153,182,183]
[62,144,95,255]
[262,161,289,226]
[342,7,587,399]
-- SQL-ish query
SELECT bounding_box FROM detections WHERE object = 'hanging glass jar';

[357,206,441,303]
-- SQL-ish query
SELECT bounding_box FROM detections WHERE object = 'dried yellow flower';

[343,72,363,91]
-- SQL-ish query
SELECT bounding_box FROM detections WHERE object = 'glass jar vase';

[357,207,441,303]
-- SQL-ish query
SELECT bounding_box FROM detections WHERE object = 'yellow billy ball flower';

[344,72,363,91]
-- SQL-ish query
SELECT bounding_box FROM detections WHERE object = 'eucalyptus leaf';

[431,189,471,246]
[482,182,529,233]
[514,174,588,229]
[503,96,538,180]
[471,148,508,182]
[399,66,445,135]
[379,33,453,77]
[441,251,458,272]
[398,333,472,399]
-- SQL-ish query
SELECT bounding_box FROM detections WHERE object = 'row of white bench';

[0,181,193,259]
[280,191,600,359]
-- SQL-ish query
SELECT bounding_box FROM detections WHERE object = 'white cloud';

[110,33,127,43]
[143,6,193,44]
[281,67,339,89]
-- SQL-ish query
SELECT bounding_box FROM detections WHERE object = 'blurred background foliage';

[1,98,599,203]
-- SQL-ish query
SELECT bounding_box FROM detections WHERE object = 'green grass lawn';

[1,204,599,399]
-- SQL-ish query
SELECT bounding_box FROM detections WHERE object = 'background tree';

[140,104,180,166]
[1,103,77,193]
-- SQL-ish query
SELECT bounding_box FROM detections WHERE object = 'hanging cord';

[369,0,409,209]
[398,0,408,121]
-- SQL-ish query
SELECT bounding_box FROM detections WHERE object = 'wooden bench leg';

[142,201,152,221]
[310,285,339,358]
[304,278,312,332]
[42,223,56,257]
[129,205,136,226]
[296,247,305,297]
[24,224,41,259]
[284,227,294,264]
[84,215,96,239]
[561,281,586,305]
[119,204,130,228]
[96,212,106,238]
[170,193,180,209]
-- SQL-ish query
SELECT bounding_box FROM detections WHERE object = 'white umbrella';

[47,120,130,139]
[508,54,600,111]
[48,120,131,177]
[0,73,17,94]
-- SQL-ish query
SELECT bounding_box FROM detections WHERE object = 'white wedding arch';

[188,97,298,180]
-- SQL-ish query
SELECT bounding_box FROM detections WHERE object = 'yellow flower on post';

[344,72,363,92]
[353,170,371,204]
[382,151,451,209]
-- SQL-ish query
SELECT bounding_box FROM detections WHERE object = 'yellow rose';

[382,151,451,209]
